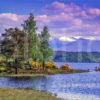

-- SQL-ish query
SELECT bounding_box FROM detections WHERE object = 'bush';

[0,60,6,66]
[6,61,14,67]
[46,61,56,69]
[31,61,42,68]
[0,67,7,72]
[60,64,71,71]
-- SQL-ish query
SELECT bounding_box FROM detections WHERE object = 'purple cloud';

[0,13,28,35]
[0,1,100,39]
[87,8,100,16]
[44,1,100,19]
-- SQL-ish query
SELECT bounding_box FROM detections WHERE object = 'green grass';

[0,88,57,100]
[0,73,46,77]
[47,68,89,74]
[0,68,89,77]
[47,68,64,74]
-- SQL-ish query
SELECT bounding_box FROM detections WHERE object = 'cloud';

[36,12,83,28]
[0,13,27,34]
[36,12,100,37]
[42,1,100,37]
[0,2,100,38]
[44,1,81,14]
[0,1,99,51]
[44,1,100,19]
[52,1,65,9]
[88,8,100,16]
[0,13,19,21]
[36,15,50,24]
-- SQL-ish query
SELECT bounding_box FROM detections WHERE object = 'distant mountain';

[53,51,100,63]
[50,38,100,52]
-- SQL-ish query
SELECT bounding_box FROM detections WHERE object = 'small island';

[0,13,88,77]
[0,13,89,100]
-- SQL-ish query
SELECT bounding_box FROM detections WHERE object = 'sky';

[0,0,100,51]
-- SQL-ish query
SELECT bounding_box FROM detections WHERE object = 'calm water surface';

[55,62,99,70]
[0,63,100,100]
[0,71,100,100]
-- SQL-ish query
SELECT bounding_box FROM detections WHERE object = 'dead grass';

[0,88,57,100]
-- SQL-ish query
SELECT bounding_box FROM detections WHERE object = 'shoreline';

[0,69,89,77]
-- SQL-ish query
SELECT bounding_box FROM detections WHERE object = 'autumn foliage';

[46,61,56,69]
[60,64,71,71]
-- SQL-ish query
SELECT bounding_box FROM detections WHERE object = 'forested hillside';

[53,51,100,63]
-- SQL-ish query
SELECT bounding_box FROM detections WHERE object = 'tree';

[1,28,25,74]
[40,26,53,70]
[22,13,42,65]
[22,13,37,59]
[1,13,54,73]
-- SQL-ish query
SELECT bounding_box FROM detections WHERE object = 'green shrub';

[0,67,7,72]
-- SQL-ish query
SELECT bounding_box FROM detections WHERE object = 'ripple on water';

[56,92,100,100]
[0,72,100,100]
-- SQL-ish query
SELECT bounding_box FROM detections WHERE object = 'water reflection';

[0,72,100,99]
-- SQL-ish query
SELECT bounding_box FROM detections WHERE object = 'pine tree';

[22,13,42,64]
[40,26,53,70]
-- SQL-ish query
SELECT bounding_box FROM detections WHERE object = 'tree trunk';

[15,58,18,74]
[15,67,18,74]
[42,61,45,70]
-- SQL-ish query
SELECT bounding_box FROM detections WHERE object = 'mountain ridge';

[50,38,100,52]
[53,51,100,63]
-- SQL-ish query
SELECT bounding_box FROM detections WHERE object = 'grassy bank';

[0,69,89,77]
[0,73,46,77]
[47,68,89,74]
[0,88,57,100]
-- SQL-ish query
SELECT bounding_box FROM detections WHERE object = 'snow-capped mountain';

[49,37,100,52]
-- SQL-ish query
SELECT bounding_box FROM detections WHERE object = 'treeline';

[53,51,100,63]
[0,13,53,74]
